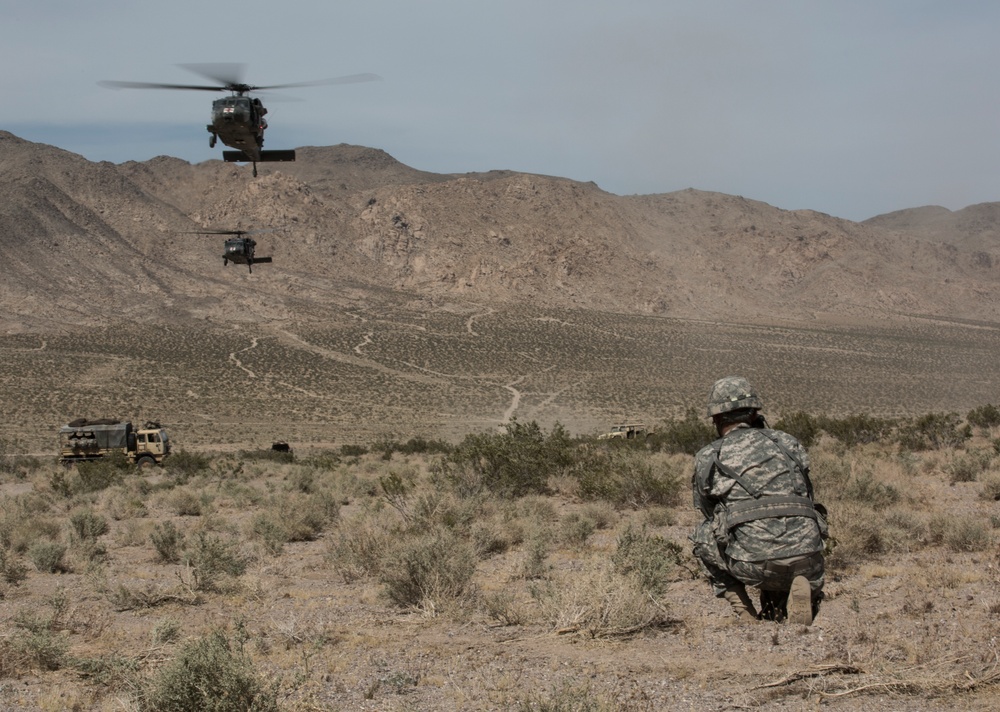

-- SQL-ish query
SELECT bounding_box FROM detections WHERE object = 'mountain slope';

[1,130,998,331]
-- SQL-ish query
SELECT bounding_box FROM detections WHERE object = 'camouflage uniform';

[690,377,825,621]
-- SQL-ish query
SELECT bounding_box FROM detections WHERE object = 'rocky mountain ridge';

[1,130,997,331]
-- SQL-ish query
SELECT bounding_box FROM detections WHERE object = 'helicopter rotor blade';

[253,73,382,91]
[98,80,226,92]
[178,229,249,236]
[177,63,248,88]
[178,227,283,237]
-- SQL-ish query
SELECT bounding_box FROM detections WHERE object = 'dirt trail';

[228,336,259,378]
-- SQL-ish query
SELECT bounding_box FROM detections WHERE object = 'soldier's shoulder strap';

[756,429,814,499]
[711,444,765,499]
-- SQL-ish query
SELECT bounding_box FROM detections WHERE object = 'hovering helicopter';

[99,64,380,176]
[182,228,276,274]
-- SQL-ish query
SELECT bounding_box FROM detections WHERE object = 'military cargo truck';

[59,419,171,467]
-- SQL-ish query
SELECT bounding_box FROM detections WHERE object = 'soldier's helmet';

[706,376,763,417]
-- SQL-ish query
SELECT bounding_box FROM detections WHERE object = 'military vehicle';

[598,423,648,440]
[59,419,171,467]
[99,63,380,176]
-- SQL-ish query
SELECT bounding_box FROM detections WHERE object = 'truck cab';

[135,425,170,463]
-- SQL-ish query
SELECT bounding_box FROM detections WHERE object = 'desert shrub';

[379,527,477,608]
[339,444,368,457]
[75,450,131,493]
[574,449,683,508]
[0,493,60,553]
[150,521,185,564]
[184,533,247,592]
[152,618,182,645]
[841,471,901,509]
[558,512,597,548]
[71,654,141,691]
[249,514,286,555]
[284,491,339,541]
[818,413,894,446]
[520,533,552,580]
[0,547,28,594]
[948,449,993,483]
[69,509,109,541]
[611,526,686,596]
[286,467,316,493]
[443,420,576,498]
[7,629,69,672]
[897,412,972,451]
[326,515,394,582]
[773,411,820,447]
[165,449,212,481]
[28,541,68,573]
[649,408,715,455]
[533,564,672,638]
[470,515,525,558]
[825,502,930,566]
[968,404,1000,430]
[104,486,149,520]
[510,680,620,712]
[479,589,526,626]
[68,509,109,562]
[942,516,992,553]
[140,629,278,712]
[166,487,207,516]
[980,475,1000,501]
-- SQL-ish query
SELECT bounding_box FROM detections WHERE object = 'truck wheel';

[136,456,156,469]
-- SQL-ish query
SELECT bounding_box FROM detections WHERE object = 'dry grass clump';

[532,561,674,638]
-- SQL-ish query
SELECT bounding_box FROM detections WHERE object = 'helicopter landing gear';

[252,162,258,177]
[209,133,217,148]
[223,258,228,266]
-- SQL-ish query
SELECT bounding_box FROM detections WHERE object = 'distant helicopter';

[182,228,276,273]
[99,64,380,176]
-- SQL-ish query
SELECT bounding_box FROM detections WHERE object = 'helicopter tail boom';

[223,150,296,163]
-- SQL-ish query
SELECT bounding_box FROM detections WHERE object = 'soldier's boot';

[787,575,813,626]
[723,584,759,622]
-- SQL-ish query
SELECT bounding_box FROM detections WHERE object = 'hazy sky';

[2,1,998,221]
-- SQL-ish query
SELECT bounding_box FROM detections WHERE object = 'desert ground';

[2,307,1000,711]
[4,133,1000,710]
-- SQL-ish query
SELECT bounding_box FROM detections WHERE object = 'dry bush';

[150,521,185,564]
[574,449,683,508]
[325,510,397,582]
[249,490,339,555]
[28,540,68,573]
[944,515,993,552]
[139,629,278,712]
[102,484,149,520]
[478,588,527,626]
[980,475,1000,501]
[611,526,689,596]
[182,532,247,592]
[947,449,994,483]
[169,487,213,517]
[532,561,673,638]
[0,491,61,554]
[379,527,477,609]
